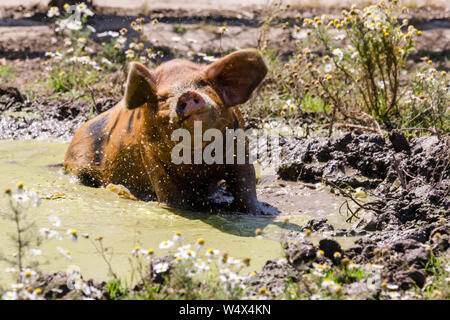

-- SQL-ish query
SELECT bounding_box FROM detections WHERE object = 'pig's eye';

[158,95,169,103]
[197,79,208,87]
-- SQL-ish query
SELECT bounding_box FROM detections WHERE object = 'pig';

[63,49,267,213]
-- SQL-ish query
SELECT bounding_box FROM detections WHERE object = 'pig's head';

[123,49,267,148]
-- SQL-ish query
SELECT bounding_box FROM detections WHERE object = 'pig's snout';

[176,91,207,118]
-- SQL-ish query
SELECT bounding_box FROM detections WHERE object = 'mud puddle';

[0,139,357,285]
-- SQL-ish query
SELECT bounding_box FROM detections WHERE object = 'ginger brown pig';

[63,49,267,212]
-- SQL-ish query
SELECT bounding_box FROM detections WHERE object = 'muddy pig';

[63,49,267,212]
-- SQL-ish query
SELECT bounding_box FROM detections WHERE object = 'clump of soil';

[0,86,117,140]
[33,272,109,300]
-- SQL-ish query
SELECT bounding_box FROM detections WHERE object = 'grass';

[173,24,187,34]
[422,252,450,299]
[0,64,15,80]
[302,93,330,114]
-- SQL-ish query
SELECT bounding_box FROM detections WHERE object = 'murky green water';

[0,140,356,285]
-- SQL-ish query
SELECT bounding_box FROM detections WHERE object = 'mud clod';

[284,241,317,268]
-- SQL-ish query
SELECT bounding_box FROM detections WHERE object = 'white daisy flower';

[76,3,94,16]
[78,55,91,64]
[117,36,126,45]
[47,6,60,18]
[48,215,61,227]
[66,19,83,31]
[67,229,78,242]
[57,247,72,260]
[203,55,218,62]
[205,248,220,259]
[324,64,334,73]
[101,57,112,66]
[194,259,210,271]
[218,255,230,268]
[159,240,174,249]
[2,291,18,300]
[196,238,205,247]
[131,246,144,257]
[387,291,401,299]
[153,262,169,273]
[330,284,342,293]
[182,249,196,260]
[321,279,335,290]
[332,48,344,62]
[49,230,63,240]
[387,283,399,290]
[312,270,326,277]
[13,193,30,205]
[145,249,155,259]
[172,231,183,242]
[10,283,24,290]
[20,268,37,283]
[125,49,135,59]
[348,262,360,270]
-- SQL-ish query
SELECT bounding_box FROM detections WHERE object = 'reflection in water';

[0,140,355,284]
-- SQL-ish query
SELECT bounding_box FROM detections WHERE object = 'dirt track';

[1,0,449,17]
[1,1,449,74]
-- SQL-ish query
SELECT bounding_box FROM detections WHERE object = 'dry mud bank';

[252,131,449,297]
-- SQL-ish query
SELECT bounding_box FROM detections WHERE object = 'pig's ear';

[124,62,158,110]
[206,49,267,107]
